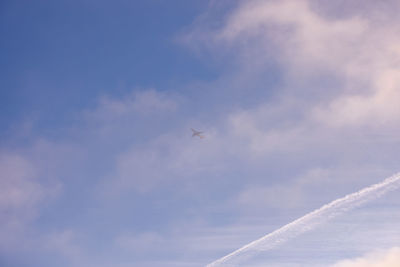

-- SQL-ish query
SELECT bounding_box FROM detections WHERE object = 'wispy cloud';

[208,172,400,266]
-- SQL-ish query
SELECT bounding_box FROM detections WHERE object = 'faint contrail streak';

[207,172,400,266]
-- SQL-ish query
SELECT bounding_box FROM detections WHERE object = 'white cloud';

[189,0,400,131]
[235,166,389,215]
[314,68,400,127]
[0,144,63,254]
[228,105,310,154]
[44,229,83,261]
[87,89,178,121]
[0,154,42,212]
[332,247,400,267]
[80,88,180,141]
[236,168,331,211]
[0,153,44,250]
[213,0,367,76]
[99,126,228,194]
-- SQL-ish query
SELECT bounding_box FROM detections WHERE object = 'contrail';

[207,172,400,266]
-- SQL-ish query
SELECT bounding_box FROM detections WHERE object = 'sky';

[1,0,400,266]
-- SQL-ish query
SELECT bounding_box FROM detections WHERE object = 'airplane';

[191,128,205,139]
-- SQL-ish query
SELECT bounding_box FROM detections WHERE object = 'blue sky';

[1,0,400,266]
[0,0,212,135]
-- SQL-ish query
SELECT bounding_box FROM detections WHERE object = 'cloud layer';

[2,0,400,266]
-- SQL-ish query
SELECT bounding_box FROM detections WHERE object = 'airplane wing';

[191,128,204,138]
[191,128,203,134]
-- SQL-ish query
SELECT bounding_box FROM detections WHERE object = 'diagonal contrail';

[207,172,400,266]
